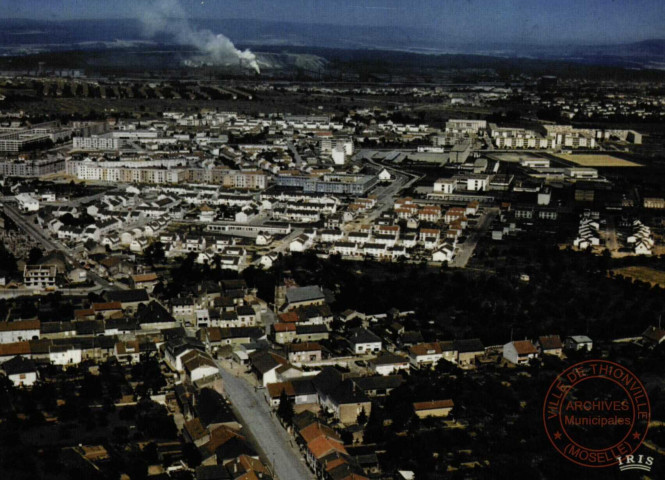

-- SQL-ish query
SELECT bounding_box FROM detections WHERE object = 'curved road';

[216,360,314,480]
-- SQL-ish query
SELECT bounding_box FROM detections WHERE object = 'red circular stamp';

[543,359,650,468]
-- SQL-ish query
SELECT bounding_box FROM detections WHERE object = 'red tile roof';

[0,342,31,356]
[413,399,454,411]
[538,335,563,350]
[273,323,297,332]
[511,340,539,355]
[279,311,300,323]
[0,319,40,332]
[308,436,347,459]
[300,422,341,444]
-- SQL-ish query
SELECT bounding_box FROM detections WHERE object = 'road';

[261,308,277,336]
[270,227,305,255]
[287,141,305,169]
[450,207,498,268]
[0,286,102,299]
[216,360,314,480]
[605,216,619,253]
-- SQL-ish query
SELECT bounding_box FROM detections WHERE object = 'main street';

[215,360,314,480]
[450,207,498,268]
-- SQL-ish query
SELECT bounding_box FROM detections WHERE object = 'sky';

[2,0,665,45]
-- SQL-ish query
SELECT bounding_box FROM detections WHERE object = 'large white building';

[23,265,57,289]
[73,134,121,150]
[15,193,40,212]
[445,119,487,134]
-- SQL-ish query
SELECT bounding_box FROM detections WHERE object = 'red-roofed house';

[503,340,539,365]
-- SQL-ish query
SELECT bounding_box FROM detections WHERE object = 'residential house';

[368,352,410,376]
[49,344,82,366]
[287,342,323,364]
[408,341,456,368]
[347,328,382,355]
[312,367,372,425]
[564,335,593,352]
[454,338,484,367]
[351,375,404,398]
[182,350,219,385]
[266,378,318,408]
[2,355,39,387]
[0,320,40,344]
[249,350,289,387]
[164,337,206,371]
[537,335,564,357]
[130,273,160,292]
[413,399,454,419]
[503,340,539,365]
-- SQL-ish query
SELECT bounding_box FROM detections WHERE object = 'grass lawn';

[554,153,641,167]
[611,266,665,287]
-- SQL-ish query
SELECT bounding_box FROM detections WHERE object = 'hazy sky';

[3,0,665,45]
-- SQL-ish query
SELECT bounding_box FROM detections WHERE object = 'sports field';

[554,154,641,167]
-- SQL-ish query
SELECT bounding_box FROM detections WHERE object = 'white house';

[198,205,216,223]
[466,175,490,191]
[378,168,393,182]
[130,238,148,253]
[348,327,382,355]
[260,253,280,269]
[408,341,457,368]
[432,244,455,263]
[433,178,455,194]
[290,234,314,252]
[49,345,82,366]
[16,193,40,212]
[256,233,274,246]
[0,320,40,344]
[503,340,539,365]
[2,356,39,387]
[564,335,593,352]
[369,352,410,376]
[182,350,219,384]
[332,242,358,257]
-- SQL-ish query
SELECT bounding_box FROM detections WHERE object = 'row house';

[409,339,485,368]
[444,207,467,224]
[290,234,315,253]
[418,205,441,222]
[348,231,371,245]
[419,228,441,249]
[319,229,344,243]
[332,242,359,257]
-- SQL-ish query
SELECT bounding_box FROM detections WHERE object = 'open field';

[554,153,641,167]
[611,266,665,287]
[488,152,543,163]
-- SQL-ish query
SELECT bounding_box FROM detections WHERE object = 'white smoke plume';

[139,0,260,73]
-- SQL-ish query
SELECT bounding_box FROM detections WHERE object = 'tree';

[144,242,165,266]
[0,246,18,275]
[27,247,43,265]
[277,389,294,425]
[356,407,368,426]
[363,405,385,445]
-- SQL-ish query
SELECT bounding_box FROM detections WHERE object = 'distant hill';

[0,18,663,70]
